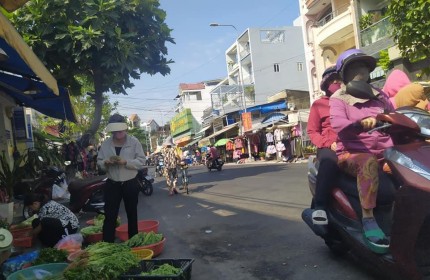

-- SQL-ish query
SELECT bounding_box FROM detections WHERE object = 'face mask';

[327,82,341,96]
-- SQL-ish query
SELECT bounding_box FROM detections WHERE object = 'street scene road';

[107,162,377,280]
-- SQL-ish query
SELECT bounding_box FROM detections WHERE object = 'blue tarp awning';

[0,36,76,122]
[239,100,287,114]
[262,112,287,124]
[0,71,76,122]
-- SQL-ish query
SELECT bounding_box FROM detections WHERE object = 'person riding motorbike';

[307,65,341,226]
[207,145,220,167]
[329,49,394,254]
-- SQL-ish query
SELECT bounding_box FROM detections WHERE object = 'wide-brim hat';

[162,136,175,147]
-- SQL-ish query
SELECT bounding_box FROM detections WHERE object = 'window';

[274,63,280,72]
[297,62,304,71]
[260,30,285,44]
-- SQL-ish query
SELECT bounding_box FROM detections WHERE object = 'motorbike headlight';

[384,148,430,181]
[397,107,430,137]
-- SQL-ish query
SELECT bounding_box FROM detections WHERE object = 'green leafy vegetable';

[33,248,68,265]
[140,263,181,276]
[64,242,139,280]
[80,225,102,237]
[124,231,163,248]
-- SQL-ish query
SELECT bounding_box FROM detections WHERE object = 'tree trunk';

[86,69,104,139]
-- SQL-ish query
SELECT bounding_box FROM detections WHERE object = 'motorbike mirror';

[64,161,71,166]
[38,156,44,162]
[346,80,379,101]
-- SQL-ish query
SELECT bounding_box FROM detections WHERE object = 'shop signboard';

[241,112,252,132]
[170,109,193,137]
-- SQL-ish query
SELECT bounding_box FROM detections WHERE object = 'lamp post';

[210,23,252,161]
[209,23,246,113]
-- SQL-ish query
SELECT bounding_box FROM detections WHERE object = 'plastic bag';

[54,233,83,254]
[52,180,70,200]
[2,250,39,276]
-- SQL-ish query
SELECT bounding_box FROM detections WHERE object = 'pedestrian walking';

[161,137,180,196]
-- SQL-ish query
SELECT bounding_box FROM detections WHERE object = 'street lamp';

[210,23,252,161]
[209,23,246,113]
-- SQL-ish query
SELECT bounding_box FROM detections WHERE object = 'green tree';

[8,0,174,138]
[127,127,149,153]
[387,0,430,71]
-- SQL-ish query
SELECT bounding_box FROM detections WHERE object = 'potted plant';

[0,151,25,223]
[258,152,266,160]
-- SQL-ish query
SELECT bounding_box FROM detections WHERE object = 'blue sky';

[112,0,300,125]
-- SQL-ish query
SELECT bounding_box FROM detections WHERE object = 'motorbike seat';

[336,171,398,205]
[68,175,106,192]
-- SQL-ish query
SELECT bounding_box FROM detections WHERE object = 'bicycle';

[178,161,190,194]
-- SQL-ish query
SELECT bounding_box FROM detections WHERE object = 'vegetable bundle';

[80,225,102,237]
[124,231,163,248]
[33,248,68,265]
[64,242,139,280]
[140,264,181,276]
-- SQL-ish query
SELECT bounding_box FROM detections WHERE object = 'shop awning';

[0,71,76,122]
[0,12,59,95]
[198,123,238,147]
[239,101,287,114]
[186,137,201,148]
[214,138,232,147]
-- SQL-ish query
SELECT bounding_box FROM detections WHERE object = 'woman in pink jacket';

[330,49,394,254]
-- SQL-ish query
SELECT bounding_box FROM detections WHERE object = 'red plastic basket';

[84,232,103,243]
[10,226,33,248]
[115,220,159,241]
[131,238,166,257]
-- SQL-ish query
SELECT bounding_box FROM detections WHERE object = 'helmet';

[320,65,338,92]
[336,49,376,83]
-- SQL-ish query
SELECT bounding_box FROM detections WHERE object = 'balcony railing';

[317,4,349,27]
[360,17,391,47]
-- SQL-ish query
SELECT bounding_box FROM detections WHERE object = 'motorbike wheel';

[138,180,153,196]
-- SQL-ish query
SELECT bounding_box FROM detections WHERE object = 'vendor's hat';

[106,114,128,132]
[163,136,175,147]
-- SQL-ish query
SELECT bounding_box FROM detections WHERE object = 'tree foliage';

[387,0,430,68]
[8,0,175,137]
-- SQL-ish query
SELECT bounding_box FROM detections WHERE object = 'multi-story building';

[211,26,309,116]
[172,79,222,146]
[300,0,428,103]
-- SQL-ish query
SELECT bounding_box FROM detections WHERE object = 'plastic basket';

[116,220,159,241]
[84,232,103,243]
[131,238,165,257]
[131,248,154,260]
[10,226,33,248]
[6,263,68,280]
[118,259,194,280]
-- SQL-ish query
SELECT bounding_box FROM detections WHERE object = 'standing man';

[162,137,180,196]
[97,114,145,242]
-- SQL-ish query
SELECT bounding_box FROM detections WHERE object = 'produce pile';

[140,263,181,276]
[33,248,68,265]
[80,215,120,237]
[64,242,139,280]
[124,231,163,248]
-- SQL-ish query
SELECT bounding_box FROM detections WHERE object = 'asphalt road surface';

[112,162,378,280]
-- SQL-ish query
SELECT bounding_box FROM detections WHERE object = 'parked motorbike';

[137,167,154,196]
[156,157,164,177]
[302,107,430,280]
[206,154,224,171]
[22,158,106,218]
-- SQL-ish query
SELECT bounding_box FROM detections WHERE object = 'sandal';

[312,209,328,225]
[362,218,389,254]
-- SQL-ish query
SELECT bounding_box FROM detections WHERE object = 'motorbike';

[206,154,224,171]
[22,159,106,218]
[156,157,164,177]
[137,167,154,196]
[302,106,430,280]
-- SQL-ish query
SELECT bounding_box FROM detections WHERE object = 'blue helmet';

[336,49,376,83]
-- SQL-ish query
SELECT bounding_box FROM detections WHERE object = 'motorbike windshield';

[396,107,430,137]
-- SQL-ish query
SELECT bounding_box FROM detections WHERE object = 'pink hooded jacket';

[382,69,411,108]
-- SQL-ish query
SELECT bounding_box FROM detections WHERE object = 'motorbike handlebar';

[367,121,392,134]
